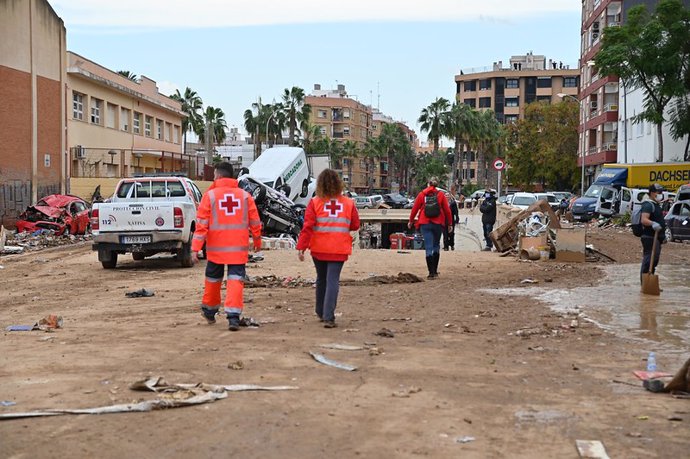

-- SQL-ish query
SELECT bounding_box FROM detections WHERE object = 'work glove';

[651,222,662,232]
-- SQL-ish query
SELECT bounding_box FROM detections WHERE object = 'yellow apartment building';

[66,52,193,180]
[454,53,579,185]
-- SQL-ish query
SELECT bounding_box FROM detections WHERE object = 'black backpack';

[424,192,441,218]
[631,203,643,237]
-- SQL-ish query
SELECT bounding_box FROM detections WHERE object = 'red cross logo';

[324,199,343,217]
[219,193,241,216]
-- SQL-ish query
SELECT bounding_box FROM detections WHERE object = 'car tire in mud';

[178,234,194,268]
[100,250,118,269]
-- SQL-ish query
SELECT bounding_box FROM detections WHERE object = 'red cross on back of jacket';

[310,196,356,255]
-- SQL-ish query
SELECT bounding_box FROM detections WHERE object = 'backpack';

[631,203,643,237]
[424,192,441,218]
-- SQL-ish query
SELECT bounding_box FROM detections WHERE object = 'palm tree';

[418,97,450,154]
[170,88,203,155]
[447,103,478,189]
[117,70,138,81]
[474,110,503,188]
[341,140,359,189]
[362,137,383,194]
[301,122,323,155]
[266,103,286,147]
[196,106,228,165]
[282,87,311,146]
[243,100,274,159]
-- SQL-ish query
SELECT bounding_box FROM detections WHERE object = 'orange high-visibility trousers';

[202,261,246,316]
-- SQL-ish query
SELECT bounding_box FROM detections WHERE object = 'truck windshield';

[584,185,603,198]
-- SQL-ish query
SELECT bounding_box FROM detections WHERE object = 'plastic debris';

[319,344,365,351]
[309,352,357,371]
[0,401,17,407]
[455,436,476,444]
[575,440,610,459]
[520,278,539,284]
[125,288,155,298]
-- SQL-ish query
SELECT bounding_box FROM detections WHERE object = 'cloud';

[156,80,180,98]
[51,0,578,29]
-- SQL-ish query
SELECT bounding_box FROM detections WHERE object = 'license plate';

[122,235,152,244]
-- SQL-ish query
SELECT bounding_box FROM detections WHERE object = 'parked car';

[675,184,690,203]
[498,194,513,205]
[16,194,90,236]
[354,196,375,209]
[552,191,574,202]
[665,200,690,242]
[535,192,559,211]
[510,192,538,210]
[369,194,384,208]
[382,193,408,209]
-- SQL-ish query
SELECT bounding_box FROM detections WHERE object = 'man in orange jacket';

[192,162,262,331]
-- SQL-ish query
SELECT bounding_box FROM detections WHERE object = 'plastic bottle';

[647,352,657,372]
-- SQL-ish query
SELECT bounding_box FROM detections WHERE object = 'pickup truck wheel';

[100,250,118,269]
[132,252,145,261]
[179,235,194,268]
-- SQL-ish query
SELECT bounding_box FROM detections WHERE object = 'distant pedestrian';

[458,193,466,209]
[297,169,360,328]
[479,189,497,251]
[639,184,666,284]
[192,162,263,331]
[443,194,459,251]
[408,177,452,279]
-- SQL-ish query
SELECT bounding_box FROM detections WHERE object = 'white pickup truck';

[91,176,203,269]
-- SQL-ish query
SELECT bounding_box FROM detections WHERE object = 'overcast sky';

[51,0,581,144]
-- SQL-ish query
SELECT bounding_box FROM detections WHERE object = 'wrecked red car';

[16,194,90,235]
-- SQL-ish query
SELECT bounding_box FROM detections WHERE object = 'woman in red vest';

[297,169,360,328]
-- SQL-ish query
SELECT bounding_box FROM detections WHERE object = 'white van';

[244,147,316,206]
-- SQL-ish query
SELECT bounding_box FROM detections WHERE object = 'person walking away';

[297,169,360,328]
[479,189,497,251]
[443,194,459,251]
[639,184,666,284]
[408,177,452,279]
[192,162,262,331]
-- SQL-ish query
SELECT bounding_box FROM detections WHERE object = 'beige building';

[454,53,579,185]
[67,52,191,179]
[306,84,373,193]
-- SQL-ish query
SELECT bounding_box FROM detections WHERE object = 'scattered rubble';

[125,288,155,298]
[374,328,395,338]
[1,225,91,254]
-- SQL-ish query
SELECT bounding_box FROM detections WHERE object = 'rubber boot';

[227,314,241,331]
[425,256,434,279]
[432,252,440,277]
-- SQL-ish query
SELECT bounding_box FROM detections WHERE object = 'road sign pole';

[497,170,501,198]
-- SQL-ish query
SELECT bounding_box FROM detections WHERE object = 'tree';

[301,122,323,155]
[282,87,311,146]
[377,123,414,192]
[596,0,690,162]
[418,97,450,154]
[362,137,383,194]
[446,103,478,188]
[243,100,275,159]
[196,106,228,165]
[170,87,203,155]
[412,153,449,191]
[504,101,579,190]
[341,140,359,188]
[117,70,138,81]
[474,110,503,188]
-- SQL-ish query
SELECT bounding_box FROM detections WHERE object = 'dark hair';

[215,162,234,178]
[316,169,343,199]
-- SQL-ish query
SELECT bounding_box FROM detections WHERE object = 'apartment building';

[455,53,579,185]
[0,0,66,227]
[67,52,189,179]
[306,84,373,193]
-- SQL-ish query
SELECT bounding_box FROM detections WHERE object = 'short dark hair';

[215,162,234,178]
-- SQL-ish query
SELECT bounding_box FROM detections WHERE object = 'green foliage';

[596,0,690,161]
[117,70,138,81]
[613,211,631,226]
[170,87,204,154]
[461,183,480,197]
[418,97,450,153]
[413,152,449,191]
[504,101,579,191]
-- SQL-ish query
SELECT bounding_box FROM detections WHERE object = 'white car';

[510,192,537,210]
[354,196,375,209]
[535,192,559,211]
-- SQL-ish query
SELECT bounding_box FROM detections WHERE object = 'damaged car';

[238,175,303,238]
[16,194,90,236]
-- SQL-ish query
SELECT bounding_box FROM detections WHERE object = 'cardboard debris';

[575,440,610,459]
[490,200,561,253]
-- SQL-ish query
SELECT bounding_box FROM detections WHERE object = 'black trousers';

[640,236,662,276]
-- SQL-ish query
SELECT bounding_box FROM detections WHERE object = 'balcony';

[604,103,618,112]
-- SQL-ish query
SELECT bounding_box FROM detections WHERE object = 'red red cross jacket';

[297,195,360,261]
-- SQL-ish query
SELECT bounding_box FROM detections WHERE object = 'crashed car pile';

[238,176,304,239]
[15,194,91,236]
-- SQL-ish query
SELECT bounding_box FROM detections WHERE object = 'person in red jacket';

[408,177,452,279]
[297,169,360,328]
[191,162,262,331]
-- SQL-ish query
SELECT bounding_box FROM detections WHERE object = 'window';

[173,125,180,143]
[343,126,350,136]
[537,77,552,88]
[636,121,644,137]
[145,116,152,137]
[343,109,350,119]
[157,120,163,140]
[318,109,327,118]
[106,103,117,129]
[563,76,578,88]
[464,80,476,91]
[680,204,690,217]
[537,96,551,104]
[90,98,102,124]
[505,97,519,107]
[165,122,172,142]
[646,122,651,135]
[506,79,519,89]
[120,108,130,131]
[463,98,476,108]
[505,115,519,124]
[373,124,378,131]
[479,97,491,108]
[73,92,84,120]
[133,112,141,134]
[319,126,326,135]
[479,79,491,90]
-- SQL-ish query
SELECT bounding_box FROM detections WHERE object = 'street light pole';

[266,111,275,149]
[557,93,585,195]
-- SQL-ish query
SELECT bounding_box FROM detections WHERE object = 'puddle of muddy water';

[483,264,690,352]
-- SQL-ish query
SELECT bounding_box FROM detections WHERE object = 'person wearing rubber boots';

[408,177,452,279]
[297,169,360,328]
[479,189,497,251]
[192,162,262,331]
[639,183,666,285]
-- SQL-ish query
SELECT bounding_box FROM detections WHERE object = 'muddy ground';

[1,229,689,458]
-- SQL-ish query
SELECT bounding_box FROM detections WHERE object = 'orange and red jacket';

[192,178,262,264]
[408,186,452,229]
[297,195,360,262]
